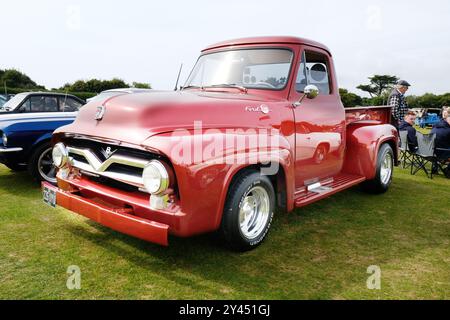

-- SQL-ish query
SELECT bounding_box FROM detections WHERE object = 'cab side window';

[296,51,331,95]
[60,97,83,112]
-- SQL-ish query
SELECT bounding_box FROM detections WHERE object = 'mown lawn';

[0,165,449,300]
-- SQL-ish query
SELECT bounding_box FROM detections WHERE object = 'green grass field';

[0,165,449,300]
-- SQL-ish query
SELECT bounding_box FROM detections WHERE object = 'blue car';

[0,92,85,183]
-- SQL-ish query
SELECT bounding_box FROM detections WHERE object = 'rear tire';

[220,170,275,251]
[28,142,57,185]
[361,143,394,194]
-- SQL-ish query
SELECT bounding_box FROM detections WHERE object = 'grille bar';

[67,146,149,188]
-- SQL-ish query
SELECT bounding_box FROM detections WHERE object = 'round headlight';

[2,133,7,146]
[52,143,69,168]
[142,160,169,194]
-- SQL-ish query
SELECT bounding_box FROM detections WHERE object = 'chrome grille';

[67,146,151,188]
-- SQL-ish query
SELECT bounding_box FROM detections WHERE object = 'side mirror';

[304,84,319,99]
[293,84,319,107]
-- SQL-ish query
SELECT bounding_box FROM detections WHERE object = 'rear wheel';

[220,170,275,251]
[361,143,394,194]
[28,142,57,185]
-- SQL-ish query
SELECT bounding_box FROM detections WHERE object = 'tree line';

[2,69,448,109]
[341,74,450,108]
[0,68,151,98]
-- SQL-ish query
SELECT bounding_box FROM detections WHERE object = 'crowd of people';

[388,80,450,176]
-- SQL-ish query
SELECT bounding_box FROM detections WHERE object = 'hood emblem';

[101,146,116,159]
[95,106,106,121]
[245,104,270,114]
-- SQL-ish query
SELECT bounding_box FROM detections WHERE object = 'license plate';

[43,185,57,207]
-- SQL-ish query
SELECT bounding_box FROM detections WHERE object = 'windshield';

[2,93,27,111]
[184,48,293,91]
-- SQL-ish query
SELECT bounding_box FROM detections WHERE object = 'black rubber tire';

[220,170,275,251]
[27,142,57,185]
[361,143,394,194]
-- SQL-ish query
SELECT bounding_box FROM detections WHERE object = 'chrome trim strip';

[67,146,149,188]
[0,147,23,153]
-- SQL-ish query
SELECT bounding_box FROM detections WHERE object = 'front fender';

[343,123,398,180]
[142,129,295,235]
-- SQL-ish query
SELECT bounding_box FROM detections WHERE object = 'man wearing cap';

[388,80,411,130]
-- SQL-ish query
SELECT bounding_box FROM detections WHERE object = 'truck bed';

[345,106,392,125]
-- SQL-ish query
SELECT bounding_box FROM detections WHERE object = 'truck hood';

[58,90,282,146]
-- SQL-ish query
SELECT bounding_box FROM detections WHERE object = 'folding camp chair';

[399,130,414,169]
[411,132,436,179]
[435,147,450,178]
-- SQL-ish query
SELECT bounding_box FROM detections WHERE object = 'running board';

[294,174,366,208]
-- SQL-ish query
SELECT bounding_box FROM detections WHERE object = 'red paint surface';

[51,37,398,245]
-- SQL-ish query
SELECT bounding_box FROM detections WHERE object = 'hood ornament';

[95,106,106,121]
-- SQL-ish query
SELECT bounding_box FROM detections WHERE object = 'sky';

[0,0,449,97]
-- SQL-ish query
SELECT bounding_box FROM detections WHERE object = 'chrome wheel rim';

[38,147,57,184]
[380,152,393,185]
[239,186,270,240]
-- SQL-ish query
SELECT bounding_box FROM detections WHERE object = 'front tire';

[361,143,394,194]
[28,142,57,185]
[220,170,275,251]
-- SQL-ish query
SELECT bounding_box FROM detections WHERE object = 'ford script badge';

[95,106,106,121]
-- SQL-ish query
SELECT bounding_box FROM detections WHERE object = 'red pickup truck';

[43,36,398,251]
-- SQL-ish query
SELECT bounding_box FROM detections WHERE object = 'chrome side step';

[295,174,366,207]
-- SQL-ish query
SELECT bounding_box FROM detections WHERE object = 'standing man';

[388,80,411,130]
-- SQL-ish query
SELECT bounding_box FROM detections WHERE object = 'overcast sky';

[1,0,449,96]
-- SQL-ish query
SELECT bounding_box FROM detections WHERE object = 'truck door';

[290,48,346,188]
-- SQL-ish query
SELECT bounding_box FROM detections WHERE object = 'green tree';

[60,78,129,93]
[357,75,399,97]
[0,69,44,89]
[132,82,152,89]
[339,88,363,107]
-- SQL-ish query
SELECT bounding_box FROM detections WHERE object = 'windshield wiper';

[203,84,248,93]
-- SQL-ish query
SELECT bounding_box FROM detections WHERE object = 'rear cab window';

[296,50,332,95]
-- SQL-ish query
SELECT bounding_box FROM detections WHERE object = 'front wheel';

[361,143,394,194]
[28,142,57,185]
[220,170,275,251]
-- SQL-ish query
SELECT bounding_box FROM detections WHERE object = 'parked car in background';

[87,88,153,103]
[0,92,85,113]
[0,95,7,108]
[0,92,85,183]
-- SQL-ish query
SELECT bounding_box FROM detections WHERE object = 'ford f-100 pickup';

[42,36,398,250]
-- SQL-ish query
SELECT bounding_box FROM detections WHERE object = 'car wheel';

[220,170,275,251]
[28,142,57,185]
[361,143,394,194]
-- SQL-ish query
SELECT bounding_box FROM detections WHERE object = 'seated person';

[399,111,418,151]
[431,112,450,161]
